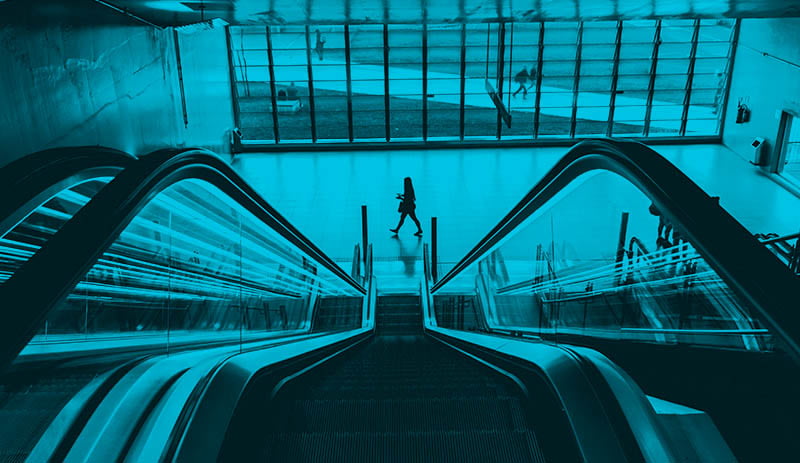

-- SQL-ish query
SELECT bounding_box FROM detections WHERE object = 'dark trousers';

[396,210,422,231]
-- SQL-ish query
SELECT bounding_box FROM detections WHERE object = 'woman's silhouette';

[391,177,423,236]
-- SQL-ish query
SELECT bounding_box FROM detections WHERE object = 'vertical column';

[344,25,355,142]
[383,24,391,141]
[533,23,545,139]
[643,20,662,137]
[718,19,741,137]
[459,24,467,141]
[361,205,368,269]
[614,212,630,286]
[496,22,507,139]
[225,26,242,131]
[265,27,281,143]
[173,29,188,128]
[680,19,701,136]
[422,23,429,142]
[304,26,318,143]
[431,217,438,283]
[606,21,624,137]
[569,22,584,139]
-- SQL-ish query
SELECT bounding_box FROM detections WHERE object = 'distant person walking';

[512,67,530,99]
[512,65,537,99]
[314,29,326,61]
[391,177,423,236]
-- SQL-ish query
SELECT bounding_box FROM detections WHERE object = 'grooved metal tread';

[265,429,546,463]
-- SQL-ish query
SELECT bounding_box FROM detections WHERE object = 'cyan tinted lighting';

[9,177,367,389]
[432,170,772,351]
[0,178,112,284]
[230,20,734,144]
[265,27,281,142]
[347,25,385,141]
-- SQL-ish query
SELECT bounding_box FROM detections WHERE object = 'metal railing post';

[361,205,368,269]
[431,217,438,283]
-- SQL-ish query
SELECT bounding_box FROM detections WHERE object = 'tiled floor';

[232,144,800,291]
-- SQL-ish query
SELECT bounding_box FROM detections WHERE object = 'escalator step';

[265,430,545,463]
[276,397,529,433]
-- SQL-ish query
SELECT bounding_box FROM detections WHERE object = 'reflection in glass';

[229,20,735,143]
[434,171,773,351]
[20,179,362,358]
[0,178,111,284]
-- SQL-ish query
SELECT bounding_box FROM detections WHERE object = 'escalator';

[219,295,574,462]
[0,139,798,462]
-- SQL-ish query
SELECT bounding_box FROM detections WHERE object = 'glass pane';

[435,170,775,352]
[0,178,111,284]
[231,27,275,142]
[270,26,312,142]
[229,20,734,144]
[312,26,348,142]
[388,25,423,141]
[1,178,364,458]
[782,116,800,184]
[351,25,386,141]
[21,178,362,358]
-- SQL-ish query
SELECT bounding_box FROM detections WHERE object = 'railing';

[0,148,366,371]
[758,231,800,274]
[428,139,800,360]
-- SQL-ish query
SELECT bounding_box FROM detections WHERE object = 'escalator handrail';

[0,146,136,237]
[430,139,800,360]
[0,148,365,371]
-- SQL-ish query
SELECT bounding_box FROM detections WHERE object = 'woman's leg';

[391,212,408,232]
[408,210,422,233]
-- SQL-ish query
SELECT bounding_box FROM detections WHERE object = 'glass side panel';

[1,179,363,459]
[0,177,112,284]
[434,170,774,351]
[17,179,362,359]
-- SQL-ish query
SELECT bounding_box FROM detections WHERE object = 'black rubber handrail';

[431,139,800,362]
[0,146,136,237]
[0,148,365,371]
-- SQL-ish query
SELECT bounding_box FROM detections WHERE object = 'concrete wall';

[175,24,236,157]
[723,18,800,164]
[0,11,234,168]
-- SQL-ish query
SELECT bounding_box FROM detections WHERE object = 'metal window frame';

[265,27,280,143]
[533,22,545,139]
[303,26,318,143]
[422,23,429,142]
[680,19,701,136]
[459,24,467,141]
[173,29,188,128]
[569,22,584,138]
[606,21,624,137]
[643,20,662,137]
[496,22,507,140]
[718,19,741,138]
[383,24,391,142]
[225,26,242,131]
[344,25,355,142]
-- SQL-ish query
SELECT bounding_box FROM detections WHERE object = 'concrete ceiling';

[3,0,800,26]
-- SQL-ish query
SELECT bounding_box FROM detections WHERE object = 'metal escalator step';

[276,397,529,433]
[265,429,546,463]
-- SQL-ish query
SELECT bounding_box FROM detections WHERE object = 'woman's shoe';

[414,230,423,236]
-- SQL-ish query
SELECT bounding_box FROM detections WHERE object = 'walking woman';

[391,177,423,236]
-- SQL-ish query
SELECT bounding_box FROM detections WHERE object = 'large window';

[229,19,736,145]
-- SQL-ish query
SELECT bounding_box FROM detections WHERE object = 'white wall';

[723,18,800,163]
